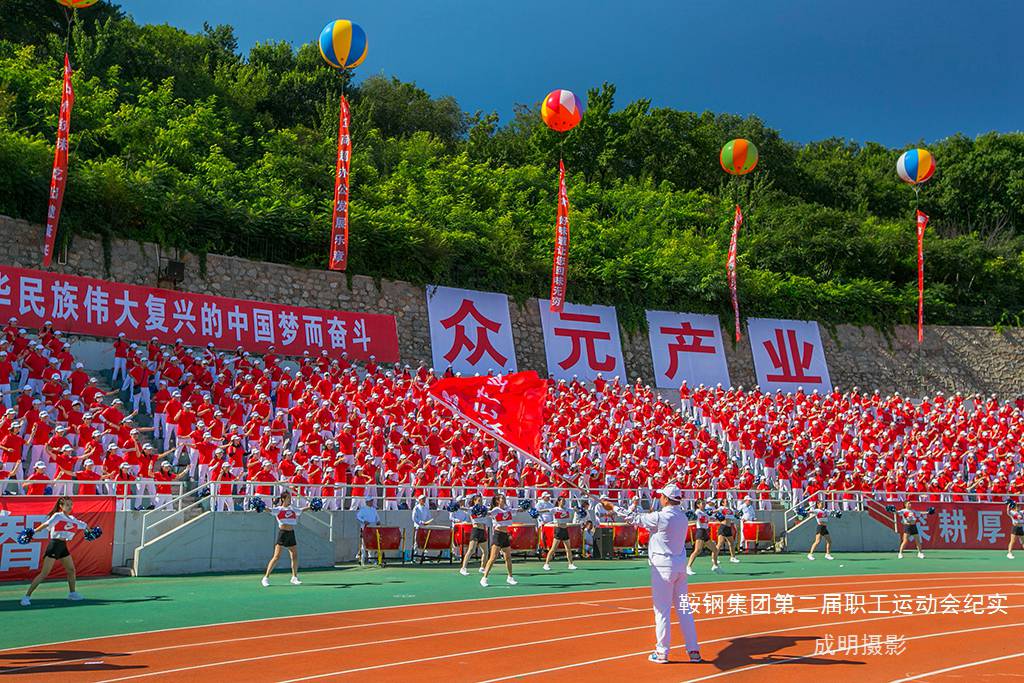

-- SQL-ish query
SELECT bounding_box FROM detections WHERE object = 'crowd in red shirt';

[3,315,1023,513]
[689,383,1024,506]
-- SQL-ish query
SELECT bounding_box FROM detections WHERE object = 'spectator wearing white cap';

[609,484,701,664]
[112,333,129,384]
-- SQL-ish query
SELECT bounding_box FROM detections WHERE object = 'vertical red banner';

[328,95,352,271]
[549,159,570,312]
[727,205,743,341]
[41,54,75,268]
[916,209,929,343]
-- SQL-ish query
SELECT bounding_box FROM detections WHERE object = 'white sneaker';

[729,557,740,563]
[686,566,695,576]
[506,576,518,586]
[711,564,722,573]
[261,577,270,587]
[67,591,83,601]
[917,552,925,559]
[543,563,551,571]
[825,554,834,560]
[459,567,469,576]
[1009,553,1015,560]
[897,553,903,559]
[648,652,669,664]
[478,567,486,574]
[480,576,489,587]
[290,576,302,585]
[567,563,578,570]
[19,596,30,607]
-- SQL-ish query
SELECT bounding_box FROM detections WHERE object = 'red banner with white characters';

[727,205,743,341]
[0,265,399,361]
[428,371,547,456]
[41,54,75,268]
[549,160,570,312]
[0,496,114,581]
[868,500,1021,551]
[916,210,928,343]
[328,95,352,271]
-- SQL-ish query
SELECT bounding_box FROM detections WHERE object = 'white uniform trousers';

[649,561,699,657]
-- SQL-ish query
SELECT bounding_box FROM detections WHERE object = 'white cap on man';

[658,484,683,503]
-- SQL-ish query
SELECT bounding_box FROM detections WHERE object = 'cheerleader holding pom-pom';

[480,494,520,587]
[458,495,489,576]
[1007,499,1023,560]
[19,497,102,607]
[257,491,322,587]
[543,497,578,571]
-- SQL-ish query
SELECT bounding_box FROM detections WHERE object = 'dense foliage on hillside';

[2,0,1024,331]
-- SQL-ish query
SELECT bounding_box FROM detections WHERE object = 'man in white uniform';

[613,484,701,664]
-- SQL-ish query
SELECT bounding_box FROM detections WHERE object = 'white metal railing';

[139,481,208,546]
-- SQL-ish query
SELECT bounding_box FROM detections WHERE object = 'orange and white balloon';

[541,89,583,133]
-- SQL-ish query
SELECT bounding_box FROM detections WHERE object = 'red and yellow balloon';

[55,0,100,8]
[541,89,583,133]
[720,139,759,176]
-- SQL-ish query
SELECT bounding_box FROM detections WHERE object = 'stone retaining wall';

[2,215,1023,397]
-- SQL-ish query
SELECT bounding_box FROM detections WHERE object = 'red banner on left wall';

[0,496,115,582]
[0,265,400,361]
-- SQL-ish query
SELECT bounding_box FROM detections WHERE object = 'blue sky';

[114,0,1023,147]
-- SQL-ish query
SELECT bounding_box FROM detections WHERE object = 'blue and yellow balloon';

[318,20,368,70]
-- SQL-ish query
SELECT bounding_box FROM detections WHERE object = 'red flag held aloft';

[427,371,547,457]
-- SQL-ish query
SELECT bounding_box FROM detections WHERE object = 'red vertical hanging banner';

[41,54,75,268]
[916,209,929,343]
[727,204,743,341]
[328,95,352,271]
[549,159,570,312]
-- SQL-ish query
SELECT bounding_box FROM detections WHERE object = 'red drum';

[453,522,474,548]
[709,522,720,541]
[506,524,538,550]
[637,525,650,547]
[610,523,637,549]
[415,525,453,550]
[362,526,402,551]
[541,524,582,550]
[742,521,774,542]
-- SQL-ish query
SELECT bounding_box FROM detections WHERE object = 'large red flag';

[916,209,929,343]
[42,54,75,268]
[549,160,570,312]
[328,95,352,271]
[727,205,743,341]
[427,371,547,457]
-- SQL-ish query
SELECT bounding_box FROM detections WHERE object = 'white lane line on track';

[888,650,1024,683]
[477,603,1024,683]
[32,580,1022,680]
[680,620,1024,682]
[2,569,1015,653]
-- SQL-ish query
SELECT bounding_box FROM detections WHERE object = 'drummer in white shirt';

[610,484,702,664]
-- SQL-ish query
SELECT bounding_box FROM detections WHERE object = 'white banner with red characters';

[0,497,114,582]
[426,285,517,375]
[0,265,399,361]
[747,317,832,393]
[870,501,1020,551]
[549,159,570,312]
[538,299,626,382]
[646,310,731,390]
[328,95,351,271]
[41,54,75,268]
[427,371,547,456]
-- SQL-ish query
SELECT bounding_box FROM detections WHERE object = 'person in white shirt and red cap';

[608,484,701,664]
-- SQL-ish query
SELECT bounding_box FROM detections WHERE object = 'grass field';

[0,551,1014,651]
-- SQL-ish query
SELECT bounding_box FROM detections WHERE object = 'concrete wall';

[134,511,336,576]
[5,214,1024,396]
[783,512,900,553]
